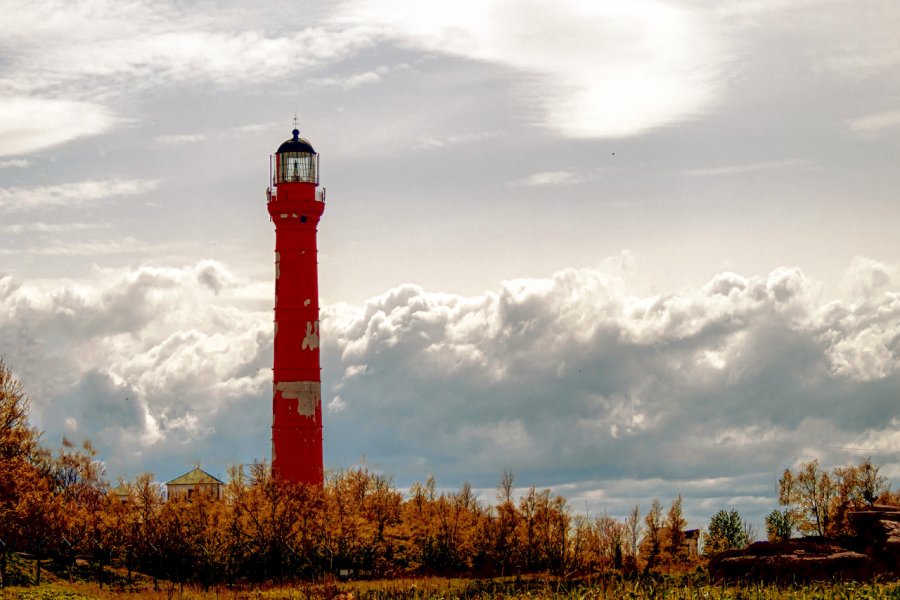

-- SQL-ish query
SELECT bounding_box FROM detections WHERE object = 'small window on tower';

[300,215,307,223]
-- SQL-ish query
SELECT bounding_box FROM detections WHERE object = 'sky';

[1,0,900,532]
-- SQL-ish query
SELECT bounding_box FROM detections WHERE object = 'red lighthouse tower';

[267,126,325,485]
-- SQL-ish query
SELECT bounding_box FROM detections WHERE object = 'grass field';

[3,553,899,599]
[3,575,900,599]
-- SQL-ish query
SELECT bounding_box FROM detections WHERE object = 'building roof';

[276,128,316,154]
[166,467,224,486]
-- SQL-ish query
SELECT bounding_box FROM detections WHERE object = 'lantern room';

[275,128,318,185]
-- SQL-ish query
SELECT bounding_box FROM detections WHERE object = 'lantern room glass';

[277,152,318,185]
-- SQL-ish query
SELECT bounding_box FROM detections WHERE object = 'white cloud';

[0,158,29,168]
[0,222,111,235]
[0,1,372,155]
[154,121,281,146]
[681,159,809,177]
[0,2,371,94]
[0,260,272,478]
[0,238,190,258]
[838,256,898,298]
[328,395,348,413]
[309,69,385,91]
[155,133,207,146]
[416,130,504,150]
[2,257,899,515]
[852,421,900,459]
[818,4,900,79]
[335,0,726,138]
[849,109,900,137]
[512,169,596,187]
[321,259,900,493]
[0,179,159,213]
[0,97,117,157]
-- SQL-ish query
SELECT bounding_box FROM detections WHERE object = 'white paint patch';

[302,320,320,350]
[275,380,320,418]
[304,298,311,306]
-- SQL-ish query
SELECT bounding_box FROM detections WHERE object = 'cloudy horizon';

[2,0,900,532]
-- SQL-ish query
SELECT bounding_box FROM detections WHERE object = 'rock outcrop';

[848,504,900,574]
[708,539,872,582]
[709,506,900,582]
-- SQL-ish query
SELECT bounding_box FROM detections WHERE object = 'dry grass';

[3,576,900,600]
[1,557,898,600]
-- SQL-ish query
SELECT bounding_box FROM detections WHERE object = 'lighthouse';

[267,125,325,485]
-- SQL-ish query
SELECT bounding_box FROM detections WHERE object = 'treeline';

[771,457,895,541]
[1,359,897,587]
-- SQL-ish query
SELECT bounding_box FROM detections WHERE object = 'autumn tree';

[664,495,687,561]
[831,457,890,536]
[432,482,480,572]
[232,461,321,581]
[361,471,404,575]
[0,360,69,583]
[516,486,568,573]
[641,499,663,572]
[779,459,836,537]
[93,487,132,586]
[493,470,520,576]
[49,438,108,568]
[779,458,890,538]
[591,511,626,570]
[401,478,436,572]
[623,505,642,571]
[0,360,41,555]
[323,466,403,576]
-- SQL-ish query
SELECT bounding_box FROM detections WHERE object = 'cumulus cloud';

[0,261,272,479]
[319,260,900,517]
[2,258,899,524]
[334,0,726,138]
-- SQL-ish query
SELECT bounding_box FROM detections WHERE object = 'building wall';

[166,482,222,501]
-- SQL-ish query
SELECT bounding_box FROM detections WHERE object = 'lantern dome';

[274,128,318,185]
[277,128,316,154]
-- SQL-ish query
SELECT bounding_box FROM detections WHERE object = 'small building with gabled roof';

[109,483,130,505]
[166,467,224,501]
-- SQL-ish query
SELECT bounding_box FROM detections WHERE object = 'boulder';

[708,505,900,581]
[848,505,900,574]
[708,539,873,582]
